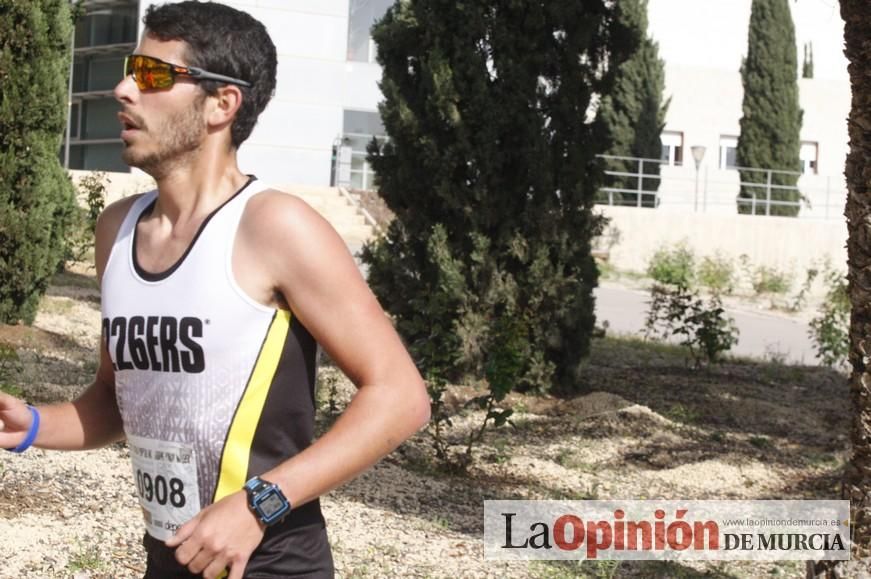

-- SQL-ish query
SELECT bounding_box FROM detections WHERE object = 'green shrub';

[645,283,739,365]
[0,0,78,324]
[752,265,792,295]
[808,269,849,368]
[64,172,108,267]
[697,253,735,295]
[647,243,695,288]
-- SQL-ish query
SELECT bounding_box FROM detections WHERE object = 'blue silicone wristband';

[6,405,40,453]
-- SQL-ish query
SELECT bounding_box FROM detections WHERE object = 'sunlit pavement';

[595,283,820,365]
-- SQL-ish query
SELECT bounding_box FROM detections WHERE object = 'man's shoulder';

[94,192,149,280]
[96,193,147,238]
[243,187,328,231]
[239,187,347,262]
[247,187,312,208]
[102,191,148,220]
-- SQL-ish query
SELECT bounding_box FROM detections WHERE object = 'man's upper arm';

[242,191,422,390]
[90,195,139,388]
[94,194,139,285]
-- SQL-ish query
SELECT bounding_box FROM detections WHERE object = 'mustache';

[120,110,148,131]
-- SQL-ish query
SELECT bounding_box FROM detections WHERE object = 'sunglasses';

[123,54,252,91]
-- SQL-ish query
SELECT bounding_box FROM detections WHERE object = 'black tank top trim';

[132,175,257,282]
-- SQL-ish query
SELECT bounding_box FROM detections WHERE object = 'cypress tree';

[593,0,669,208]
[363,1,636,394]
[0,0,77,324]
[736,0,803,216]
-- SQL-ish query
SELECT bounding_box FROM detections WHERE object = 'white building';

[647,0,850,219]
[70,0,851,218]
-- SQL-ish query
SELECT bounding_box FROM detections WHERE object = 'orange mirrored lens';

[125,55,174,90]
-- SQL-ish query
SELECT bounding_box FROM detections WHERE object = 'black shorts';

[142,500,334,578]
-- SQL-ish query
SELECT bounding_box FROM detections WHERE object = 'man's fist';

[0,393,35,449]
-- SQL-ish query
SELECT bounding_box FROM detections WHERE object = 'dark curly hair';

[143,1,277,148]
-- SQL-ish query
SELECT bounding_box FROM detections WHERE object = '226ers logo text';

[103,316,205,373]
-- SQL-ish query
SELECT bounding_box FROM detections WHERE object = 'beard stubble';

[122,94,207,178]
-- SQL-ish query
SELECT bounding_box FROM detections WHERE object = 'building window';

[719,135,738,169]
[69,102,81,140]
[347,0,393,62]
[63,0,138,171]
[800,141,818,175]
[74,54,126,93]
[335,110,387,190]
[68,143,130,172]
[660,131,683,166]
[74,5,138,47]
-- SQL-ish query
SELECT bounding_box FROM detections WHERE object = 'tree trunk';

[809,1,871,577]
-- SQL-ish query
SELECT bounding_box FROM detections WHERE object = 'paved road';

[595,283,820,365]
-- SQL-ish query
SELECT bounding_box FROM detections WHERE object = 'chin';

[122,152,159,177]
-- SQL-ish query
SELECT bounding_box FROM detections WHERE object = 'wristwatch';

[244,476,291,526]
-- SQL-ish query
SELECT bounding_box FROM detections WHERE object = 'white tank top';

[101,178,321,539]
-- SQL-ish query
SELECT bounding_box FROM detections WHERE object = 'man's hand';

[0,393,33,449]
[165,490,264,579]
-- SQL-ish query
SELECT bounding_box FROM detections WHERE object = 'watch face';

[259,492,285,516]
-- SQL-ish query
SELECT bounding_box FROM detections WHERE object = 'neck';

[147,142,250,225]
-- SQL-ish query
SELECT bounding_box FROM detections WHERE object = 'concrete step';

[275,183,339,197]
[297,195,354,210]
[337,223,376,239]
[310,212,369,227]
[295,191,350,203]
[297,196,357,212]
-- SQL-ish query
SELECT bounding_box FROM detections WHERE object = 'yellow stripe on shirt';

[213,309,291,502]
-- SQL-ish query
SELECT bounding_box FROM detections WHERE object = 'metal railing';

[596,155,816,217]
[596,154,670,208]
[733,166,803,216]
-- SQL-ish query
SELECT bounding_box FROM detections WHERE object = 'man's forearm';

[263,379,430,509]
[35,381,124,451]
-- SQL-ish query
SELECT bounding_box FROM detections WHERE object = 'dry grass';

[0,269,848,578]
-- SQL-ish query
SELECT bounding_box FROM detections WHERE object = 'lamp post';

[691,145,706,212]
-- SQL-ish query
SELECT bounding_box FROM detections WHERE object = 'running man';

[0,2,429,577]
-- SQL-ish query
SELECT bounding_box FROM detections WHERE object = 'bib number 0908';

[136,469,186,508]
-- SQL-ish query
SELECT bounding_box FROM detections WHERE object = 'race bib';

[127,434,201,542]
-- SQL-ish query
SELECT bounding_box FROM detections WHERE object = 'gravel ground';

[0,268,852,578]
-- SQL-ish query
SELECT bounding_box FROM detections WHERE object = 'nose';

[114,74,138,104]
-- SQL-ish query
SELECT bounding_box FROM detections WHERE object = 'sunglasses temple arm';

[188,68,252,88]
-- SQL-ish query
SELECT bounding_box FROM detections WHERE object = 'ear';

[205,85,243,130]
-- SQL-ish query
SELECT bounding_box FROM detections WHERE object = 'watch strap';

[244,476,269,496]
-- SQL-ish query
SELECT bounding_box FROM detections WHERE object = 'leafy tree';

[363,0,638,405]
[593,0,669,208]
[735,0,803,216]
[0,0,77,323]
